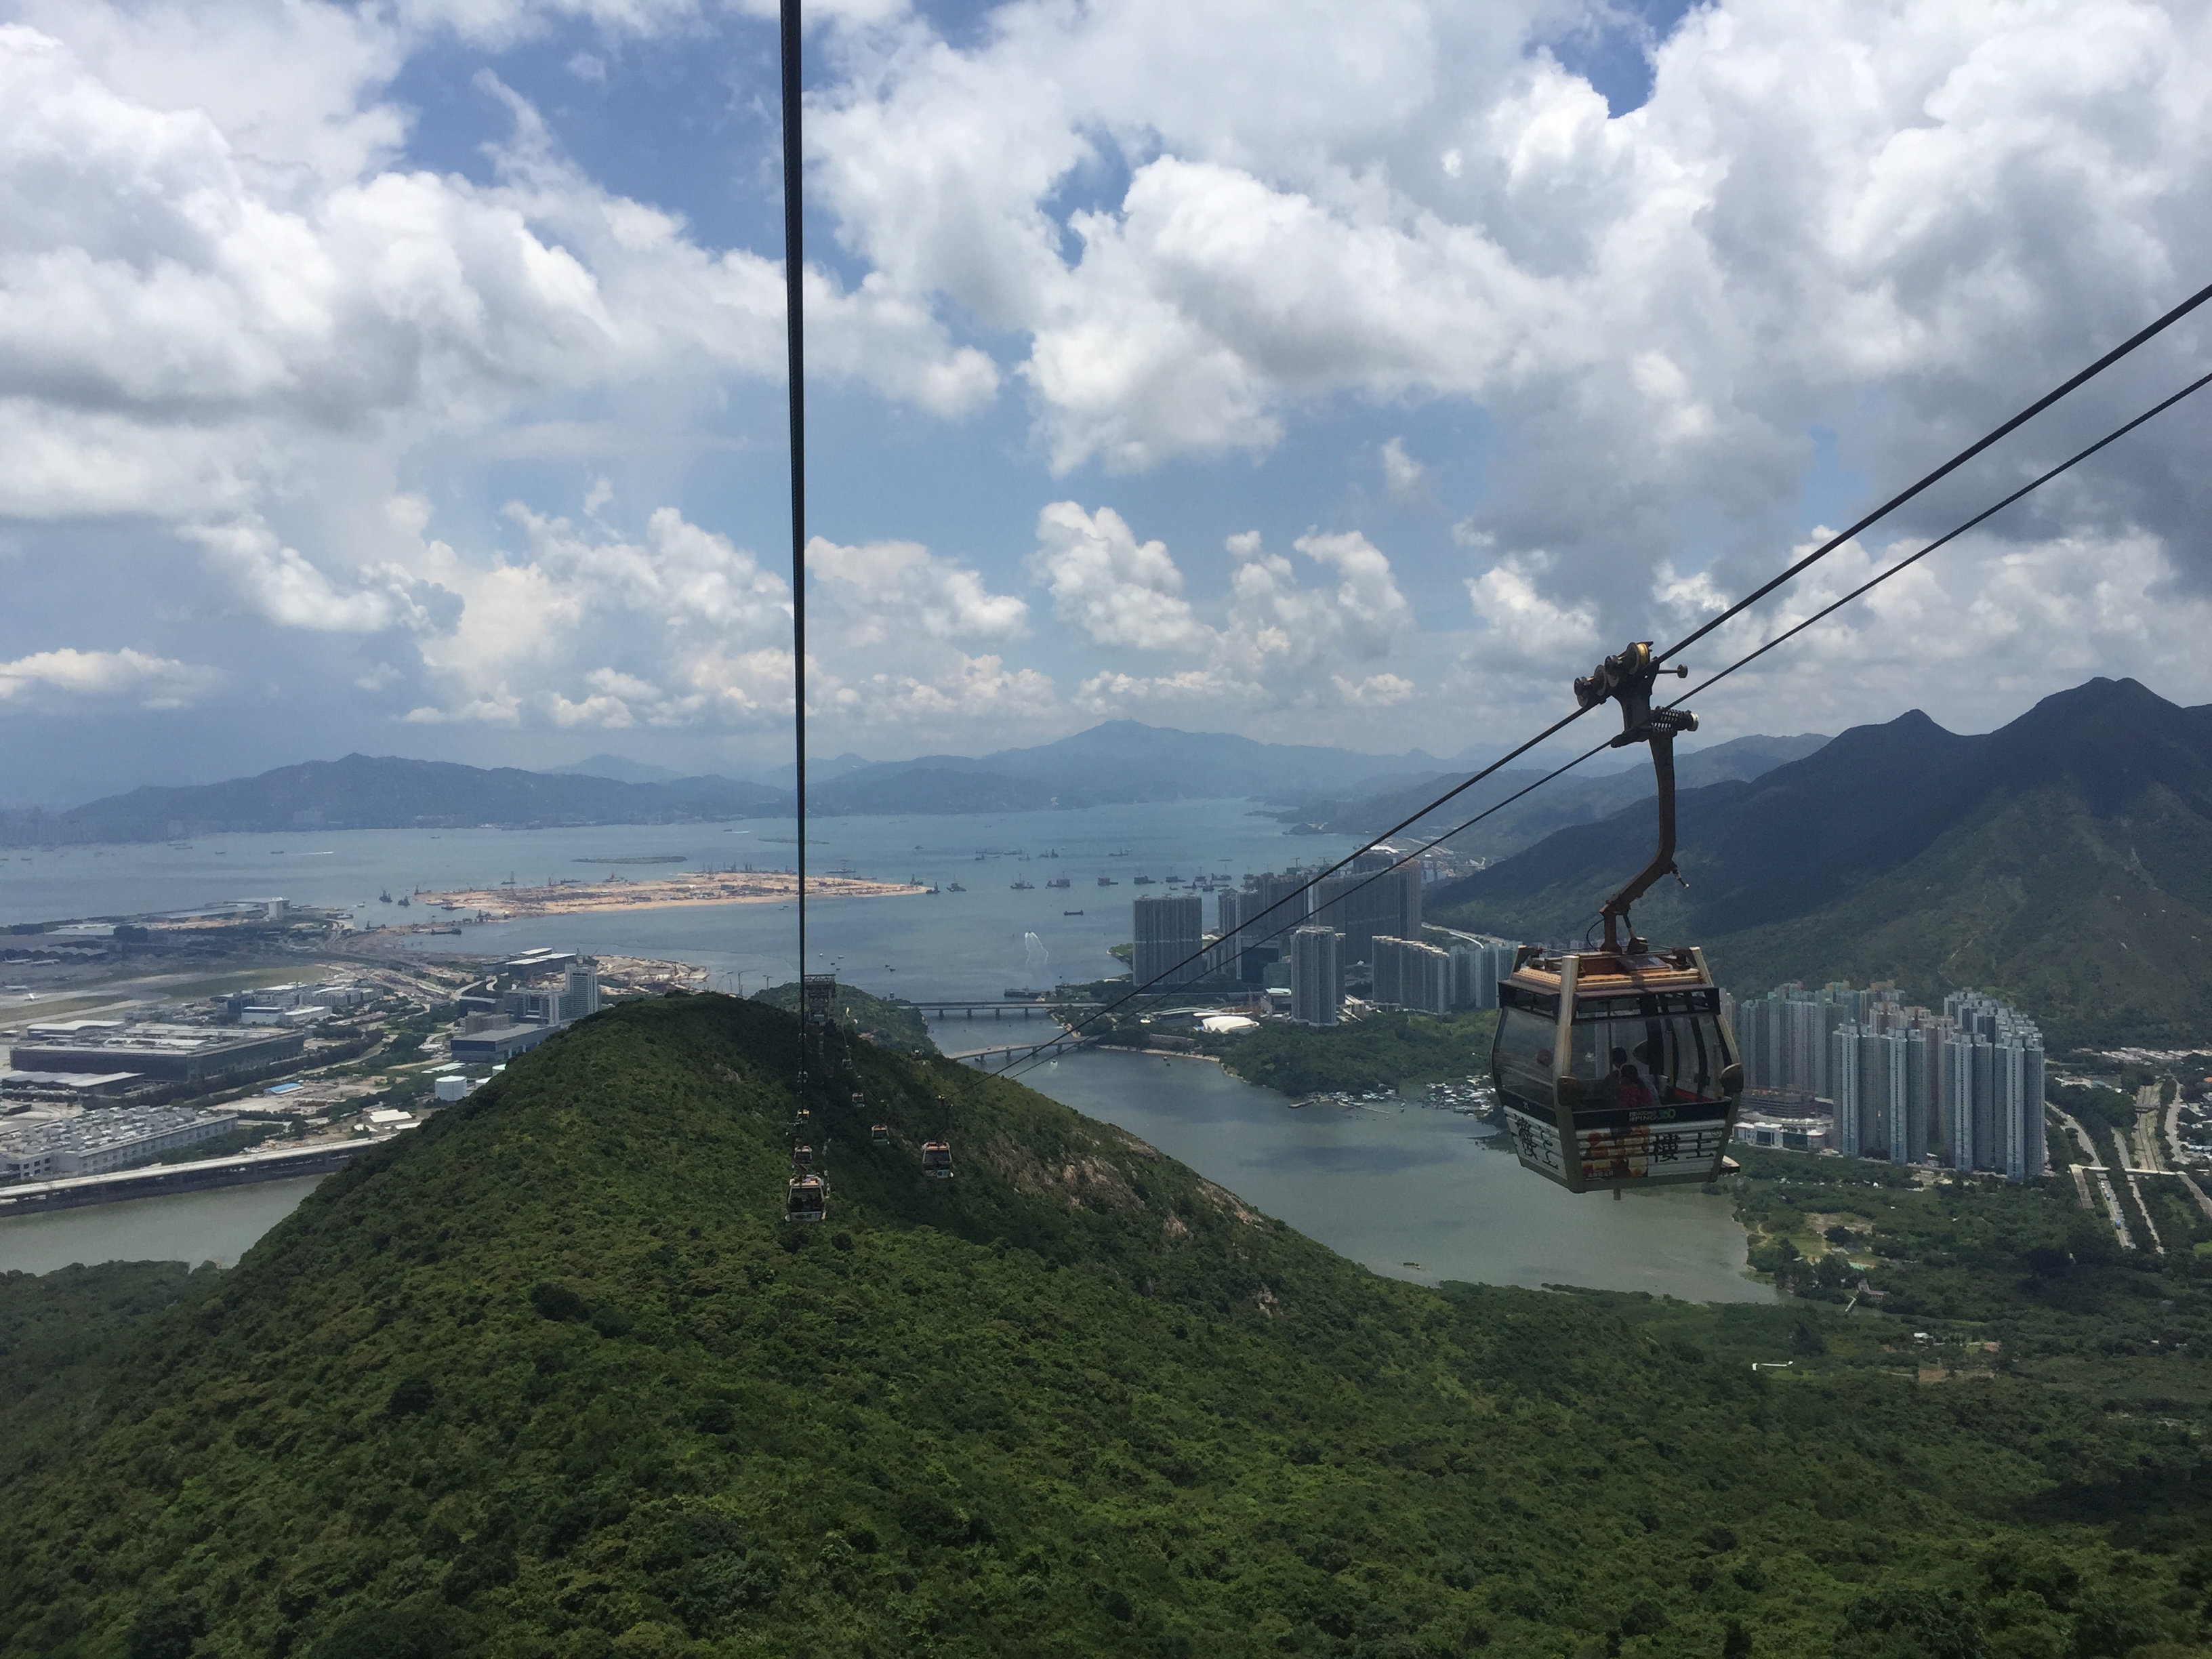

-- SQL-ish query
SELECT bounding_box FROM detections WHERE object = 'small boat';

[1046,877,1071,888]
[1132,875,1153,886]
[1010,880,1034,890]
[1063,909,1084,916]
[1097,876,1117,886]
[378,890,392,903]
[396,896,410,907]
[947,882,966,893]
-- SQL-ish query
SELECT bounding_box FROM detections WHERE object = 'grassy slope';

[1,998,2208,1658]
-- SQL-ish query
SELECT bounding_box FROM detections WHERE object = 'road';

[2053,1105,2136,1251]
[2135,1082,2167,1173]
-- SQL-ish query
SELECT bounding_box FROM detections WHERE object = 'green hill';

[1429,678,2212,1047]
[1,996,2207,1658]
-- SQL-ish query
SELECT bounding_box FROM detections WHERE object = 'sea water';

[0,803,1762,1296]
[1,800,1355,1001]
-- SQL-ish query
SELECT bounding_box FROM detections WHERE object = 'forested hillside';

[1,996,2208,1658]
[1431,678,2212,1046]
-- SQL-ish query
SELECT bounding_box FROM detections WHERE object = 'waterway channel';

[1022,1048,1768,1302]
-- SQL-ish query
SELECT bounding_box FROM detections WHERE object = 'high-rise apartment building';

[1290,927,1343,1027]
[1743,977,2041,1181]
[1239,869,1317,947]
[1448,939,1514,1010]
[1308,853,1421,964]
[1372,937,1451,1014]
[1132,894,1206,989]
[1939,990,2043,1181]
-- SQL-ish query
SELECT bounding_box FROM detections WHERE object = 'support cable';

[779,0,808,1065]
[999,356,2212,1082]
[1656,276,2212,668]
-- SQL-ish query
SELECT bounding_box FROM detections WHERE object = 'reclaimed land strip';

[419,870,920,919]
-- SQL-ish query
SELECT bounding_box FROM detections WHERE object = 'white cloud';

[1044,508,1418,718]
[796,0,2212,724]
[0,647,220,710]
[1465,553,1602,666]
[0,14,995,642]
[808,535,1029,644]
[1380,437,1429,505]
[1029,501,1208,651]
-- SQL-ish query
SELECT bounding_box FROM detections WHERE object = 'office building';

[1290,927,1343,1027]
[7,1025,306,1085]
[0,1105,239,1181]
[450,1023,556,1066]
[1132,894,1206,989]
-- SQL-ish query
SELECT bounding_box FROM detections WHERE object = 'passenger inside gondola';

[1616,1060,1654,1112]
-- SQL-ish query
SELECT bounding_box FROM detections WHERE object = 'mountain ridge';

[1429,678,2212,1045]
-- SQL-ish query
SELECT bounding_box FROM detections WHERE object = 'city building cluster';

[1132,859,1517,1029]
[452,954,602,1064]
[1725,981,2047,1181]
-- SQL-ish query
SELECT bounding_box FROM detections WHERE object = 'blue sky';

[0,0,2207,807]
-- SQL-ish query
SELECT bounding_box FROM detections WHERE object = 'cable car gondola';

[870,1124,891,1147]
[792,1143,814,1172]
[920,1141,954,1179]
[1490,642,1744,1195]
[785,1174,826,1223]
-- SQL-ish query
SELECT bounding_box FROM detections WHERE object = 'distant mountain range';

[808,721,1460,810]
[0,756,791,844]
[1428,678,2212,1048]
[1286,732,1830,859]
[0,723,1479,842]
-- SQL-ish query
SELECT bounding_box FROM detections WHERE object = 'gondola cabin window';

[1568,1012,1723,1105]
[1494,1006,1558,1107]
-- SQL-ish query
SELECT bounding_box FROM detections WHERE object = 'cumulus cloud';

[808,535,1029,644]
[0,647,220,710]
[1029,502,1208,651]
[796,0,2212,733]
[0,11,995,634]
[383,501,1054,742]
[1037,506,1418,717]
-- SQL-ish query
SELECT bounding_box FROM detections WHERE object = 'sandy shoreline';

[415,872,922,920]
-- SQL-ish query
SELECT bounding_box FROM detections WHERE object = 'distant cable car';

[870,1124,891,1146]
[792,1143,814,1172]
[1490,642,1744,1195]
[920,1141,954,1179]
[785,1174,826,1223]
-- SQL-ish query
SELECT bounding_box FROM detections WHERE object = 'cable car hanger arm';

[1574,642,1695,954]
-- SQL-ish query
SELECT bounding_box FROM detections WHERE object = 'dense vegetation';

[750,981,937,1056]
[5,997,2212,1658]
[1193,1010,1498,1095]
[1431,678,2212,1047]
